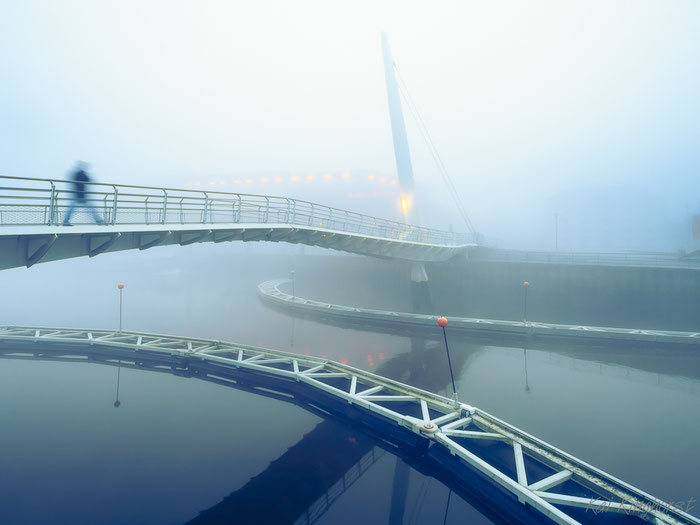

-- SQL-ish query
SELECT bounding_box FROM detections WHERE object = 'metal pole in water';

[118,283,125,331]
[437,317,458,405]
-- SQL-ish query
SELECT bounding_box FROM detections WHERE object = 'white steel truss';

[0,325,697,525]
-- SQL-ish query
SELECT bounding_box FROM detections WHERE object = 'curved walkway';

[0,325,696,524]
[258,279,700,349]
[0,176,473,269]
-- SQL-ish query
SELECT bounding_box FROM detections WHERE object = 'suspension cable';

[394,65,476,235]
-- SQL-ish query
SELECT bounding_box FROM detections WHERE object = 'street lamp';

[117,283,125,331]
[437,317,458,406]
[523,281,530,323]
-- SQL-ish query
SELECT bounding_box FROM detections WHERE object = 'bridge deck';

[258,279,700,349]
[0,176,473,268]
[0,325,696,525]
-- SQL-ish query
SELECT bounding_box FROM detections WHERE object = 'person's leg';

[63,201,75,224]
[87,201,104,224]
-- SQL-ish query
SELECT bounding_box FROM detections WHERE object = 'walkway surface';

[0,176,473,269]
[259,279,700,349]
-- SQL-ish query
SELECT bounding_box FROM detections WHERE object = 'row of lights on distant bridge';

[185,173,399,187]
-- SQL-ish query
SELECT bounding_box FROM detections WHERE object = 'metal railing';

[473,247,700,269]
[0,176,473,246]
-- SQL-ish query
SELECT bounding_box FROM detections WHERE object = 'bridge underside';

[0,224,470,270]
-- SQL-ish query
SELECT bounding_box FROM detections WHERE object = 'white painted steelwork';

[0,325,697,525]
[470,247,700,270]
[259,279,700,348]
[0,176,473,269]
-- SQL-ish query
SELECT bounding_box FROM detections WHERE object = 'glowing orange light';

[306,175,314,181]
[437,317,448,327]
[261,177,269,183]
[219,180,226,185]
[341,358,349,365]
[245,179,252,183]
[274,177,282,183]
[379,177,386,183]
[323,173,333,180]
[390,180,397,185]
[368,174,375,180]
[342,172,351,179]
[291,176,299,182]
[319,221,323,226]
[400,196,409,214]
[233,179,241,184]
[321,234,326,238]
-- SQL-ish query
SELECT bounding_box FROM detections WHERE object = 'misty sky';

[1,1,699,251]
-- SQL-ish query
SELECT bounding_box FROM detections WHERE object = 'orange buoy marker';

[437,317,458,405]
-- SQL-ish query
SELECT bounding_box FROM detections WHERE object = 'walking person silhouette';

[62,162,104,225]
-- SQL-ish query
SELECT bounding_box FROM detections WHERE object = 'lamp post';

[523,281,530,323]
[117,283,125,331]
[437,317,458,405]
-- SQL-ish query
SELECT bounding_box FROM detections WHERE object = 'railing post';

[236,195,242,222]
[264,197,269,223]
[144,196,150,225]
[48,182,56,225]
[162,189,168,224]
[111,187,118,225]
[291,200,296,224]
[202,192,209,223]
[309,203,314,226]
[179,198,184,224]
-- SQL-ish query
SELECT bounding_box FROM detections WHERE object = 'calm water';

[1,243,698,523]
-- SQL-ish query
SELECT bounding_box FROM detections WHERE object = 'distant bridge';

[1,325,697,525]
[259,279,700,349]
[0,176,474,269]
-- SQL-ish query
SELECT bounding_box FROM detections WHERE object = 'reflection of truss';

[294,447,387,525]
[1,325,698,525]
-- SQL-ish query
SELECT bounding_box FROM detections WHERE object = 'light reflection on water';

[0,244,698,522]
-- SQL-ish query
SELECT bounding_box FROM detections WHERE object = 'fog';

[2,0,699,251]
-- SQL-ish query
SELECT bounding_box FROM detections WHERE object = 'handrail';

[0,175,474,246]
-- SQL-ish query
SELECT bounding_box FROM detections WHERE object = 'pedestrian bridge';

[0,325,697,525]
[0,176,474,270]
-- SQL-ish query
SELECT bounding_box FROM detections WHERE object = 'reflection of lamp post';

[437,317,458,405]
[117,283,125,331]
[290,270,295,300]
[114,360,121,408]
[522,281,530,323]
[523,349,531,393]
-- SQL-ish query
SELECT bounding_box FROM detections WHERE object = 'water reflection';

[1,248,698,522]
[0,339,533,524]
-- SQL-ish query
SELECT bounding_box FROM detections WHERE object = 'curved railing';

[258,279,700,348]
[1,325,697,524]
[0,176,473,246]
